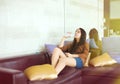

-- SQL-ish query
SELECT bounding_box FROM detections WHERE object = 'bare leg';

[51,48,66,68]
[55,57,76,75]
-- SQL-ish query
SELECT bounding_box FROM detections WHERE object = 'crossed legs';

[51,48,76,75]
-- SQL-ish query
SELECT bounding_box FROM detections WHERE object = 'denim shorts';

[74,57,83,69]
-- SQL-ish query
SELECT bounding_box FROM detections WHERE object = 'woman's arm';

[65,53,79,57]
[79,42,89,60]
[58,36,66,48]
[65,42,89,58]
[58,32,72,48]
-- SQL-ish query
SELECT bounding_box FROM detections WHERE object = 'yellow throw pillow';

[84,53,91,67]
[24,64,57,81]
[90,53,117,67]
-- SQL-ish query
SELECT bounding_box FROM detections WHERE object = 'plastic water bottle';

[64,32,74,38]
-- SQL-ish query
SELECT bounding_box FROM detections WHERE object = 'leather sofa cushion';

[29,67,82,84]
[82,64,120,77]
[82,64,120,84]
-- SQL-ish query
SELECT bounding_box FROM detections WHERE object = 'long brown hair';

[69,28,86,53]
[89,28,99,45]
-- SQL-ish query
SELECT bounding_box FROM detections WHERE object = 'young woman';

[51,28,89,75]
[89,28,102,50]
[89,28,102,59]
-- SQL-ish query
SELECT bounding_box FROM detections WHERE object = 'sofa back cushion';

[0,52,46,71]
[102,37,120,53]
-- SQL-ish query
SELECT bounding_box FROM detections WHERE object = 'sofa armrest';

[0,67,27,84]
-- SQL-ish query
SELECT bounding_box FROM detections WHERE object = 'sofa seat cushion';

[82,64,120,78]
[29,67,82,84]
[82,64,120,84]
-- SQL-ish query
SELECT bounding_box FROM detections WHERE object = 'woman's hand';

[65,53,79,57]
[64,32,73,38]
[65,53,73,57]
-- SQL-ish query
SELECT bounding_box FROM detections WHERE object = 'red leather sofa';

[0,52,120,84]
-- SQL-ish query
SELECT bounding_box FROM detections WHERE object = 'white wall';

[110,0,120,18]
[65,0,104,40]
[0,0,103,58]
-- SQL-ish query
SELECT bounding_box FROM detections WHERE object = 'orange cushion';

[90,53,117,67]
[24,64,57,81]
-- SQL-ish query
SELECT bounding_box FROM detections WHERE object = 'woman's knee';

[52,48,60,54]
[53,47,63,54]
[53,47,61,52]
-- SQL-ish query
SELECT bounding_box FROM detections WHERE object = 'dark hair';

[69,28,86,53]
